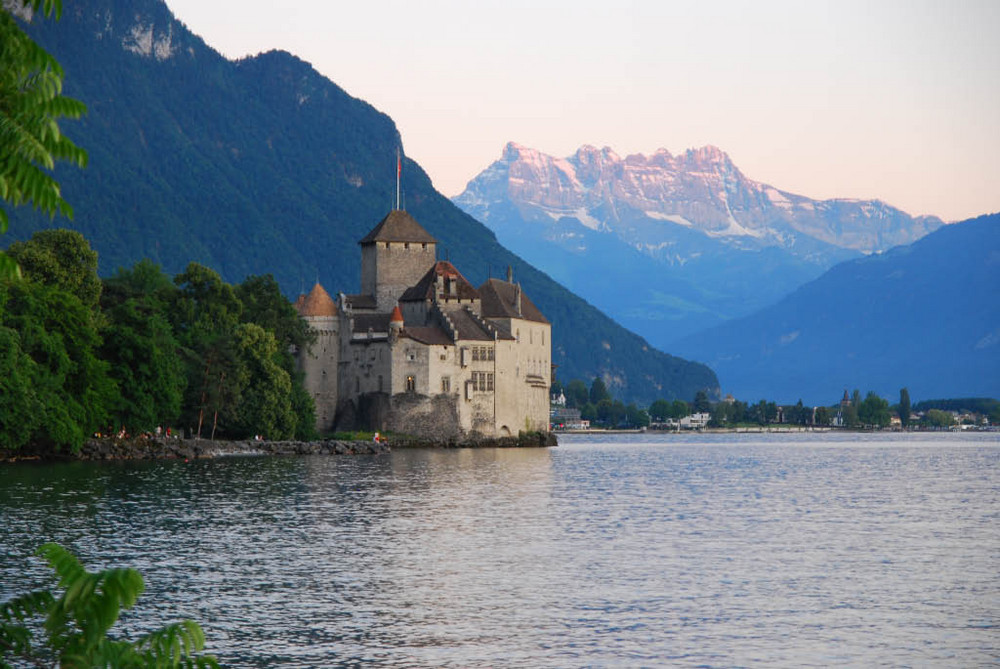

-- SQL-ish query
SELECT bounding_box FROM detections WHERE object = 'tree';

[1,543,217,667]
[858,391,891,428]
[0,326,44,451]
[924,409,955,428]
[0,274,115,453]
[670,399,690,419]
[648,399,671,423]
[236,274,312,364]
[235,274,315,438]
[815,406,832,426]
[899,388,911,428]
[171,263,243,438]
[565,380,589,409]
[692,390,711,413]
[6,229,101,308]
[589,377,611,405]
[231,323,297,440]
[624,403,649,428]
[749,400,778,425]
[0,0,88,278]
[100,297,186,434]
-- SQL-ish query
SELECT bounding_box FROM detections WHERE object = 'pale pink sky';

[164,0,999,222]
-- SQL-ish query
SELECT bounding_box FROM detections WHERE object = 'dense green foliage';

[0,229,316,455]
[0,0,88,278]
[8,0,718,405]
[1,543,217,667]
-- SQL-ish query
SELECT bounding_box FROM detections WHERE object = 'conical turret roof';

[298,283,337,317]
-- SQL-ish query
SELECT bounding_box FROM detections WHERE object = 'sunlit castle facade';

[293,209,551,438]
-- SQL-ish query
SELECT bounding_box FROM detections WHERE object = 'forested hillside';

[672,214,1000,404]
[5,0,718,404]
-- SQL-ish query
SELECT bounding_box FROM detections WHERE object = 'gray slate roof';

[400,261,480,302]
[478,278,549,324]
[358,209,438,245]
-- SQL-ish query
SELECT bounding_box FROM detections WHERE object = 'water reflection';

[1,434,997,666]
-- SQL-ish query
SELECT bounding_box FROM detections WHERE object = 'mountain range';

[5,0,718,406]
[454,142,944,347]
[671,213,1000,404]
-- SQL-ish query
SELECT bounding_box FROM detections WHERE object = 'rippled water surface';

[2,432,998,666]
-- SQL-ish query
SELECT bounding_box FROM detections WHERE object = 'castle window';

[422,243,428,250]
[472,347,480,362]
[406,375,416,392]
[441,376,451,393]
[385,242,390,249]
[404,242,410,249]
[487,347,495,361]
[487,373,494,392]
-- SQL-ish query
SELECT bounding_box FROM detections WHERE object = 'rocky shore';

[3,431,556,462]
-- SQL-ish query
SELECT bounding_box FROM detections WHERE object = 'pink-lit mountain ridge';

[454,142,944,346]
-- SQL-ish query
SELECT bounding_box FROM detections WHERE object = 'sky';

[163,0,999,222]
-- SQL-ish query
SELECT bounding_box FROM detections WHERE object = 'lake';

[1,431,997,666]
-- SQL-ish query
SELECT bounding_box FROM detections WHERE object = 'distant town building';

[680,412,711,429]
[294,209,551,439]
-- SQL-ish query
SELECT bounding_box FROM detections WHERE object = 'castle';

[293,209,551,438]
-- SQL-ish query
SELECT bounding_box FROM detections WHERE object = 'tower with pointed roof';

[294,283,340,431]
[359,209,438,312]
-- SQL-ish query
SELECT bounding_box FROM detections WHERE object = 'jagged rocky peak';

[455,141,944,255]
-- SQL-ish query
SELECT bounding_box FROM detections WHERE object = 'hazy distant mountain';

[7,0,717,404]
[670,213,1000,404]
[454,142,943,346]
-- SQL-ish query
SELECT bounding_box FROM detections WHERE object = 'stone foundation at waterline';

[2,432,556,462]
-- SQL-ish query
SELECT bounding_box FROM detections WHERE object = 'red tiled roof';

[298,283,337,317]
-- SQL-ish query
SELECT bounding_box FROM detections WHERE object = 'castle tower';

[359,210,437,312]
[294,283,340,432]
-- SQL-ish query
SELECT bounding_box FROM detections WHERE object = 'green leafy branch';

[1,0,88,278]
[1,543,218,668]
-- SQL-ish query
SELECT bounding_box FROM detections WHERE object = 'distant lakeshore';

[556,425,994,435]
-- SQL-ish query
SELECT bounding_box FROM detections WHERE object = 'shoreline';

[1,431,558,463]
